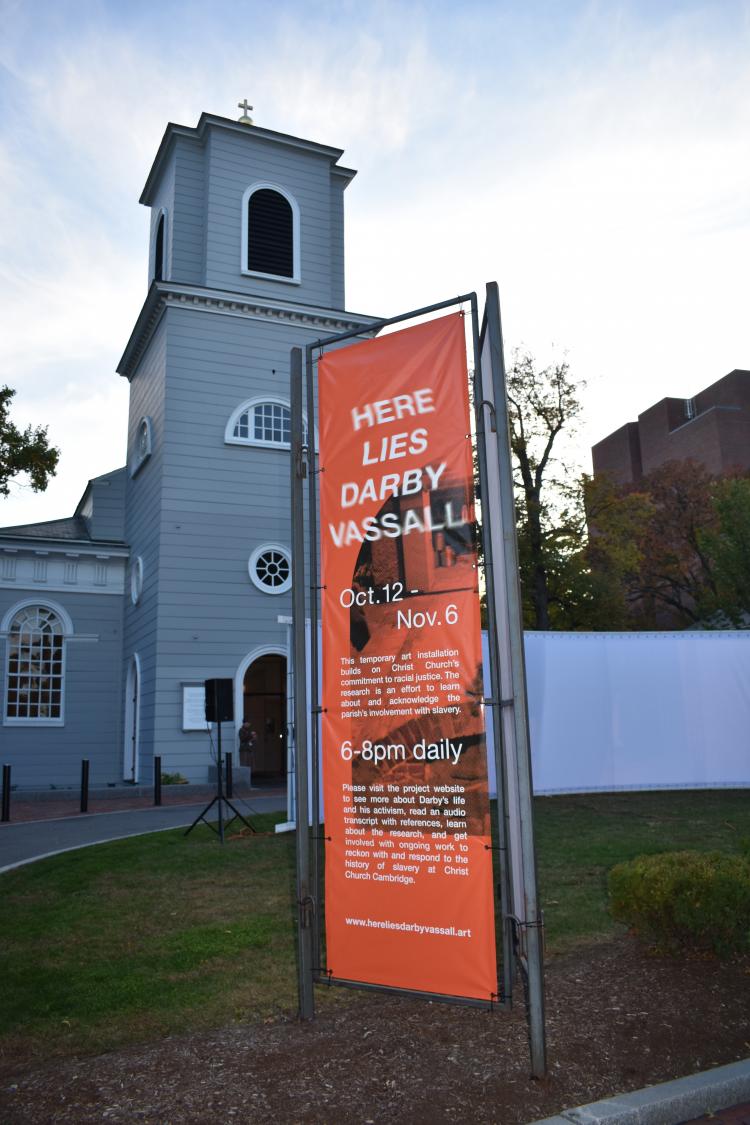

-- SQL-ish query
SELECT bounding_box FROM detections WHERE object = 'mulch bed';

[1,937,748,1123]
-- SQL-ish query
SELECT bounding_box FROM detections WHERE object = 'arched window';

[130,416,153,477]
[154,213,165,282]
[4,604,69,724]
[241,183,300,283]
[225,398,309,450]
[151,209,168,283]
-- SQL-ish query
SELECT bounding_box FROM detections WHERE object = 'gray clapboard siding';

[0,591,124,788]
[85,468,127,542]
[172,137,206,284]
[122,318,169,770]
[149,157,176,283]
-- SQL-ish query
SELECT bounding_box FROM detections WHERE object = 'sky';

[1,0,748,527]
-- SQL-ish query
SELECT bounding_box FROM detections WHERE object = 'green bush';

[608,850,750,957]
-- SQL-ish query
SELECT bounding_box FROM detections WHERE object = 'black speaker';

[204,678,234,723]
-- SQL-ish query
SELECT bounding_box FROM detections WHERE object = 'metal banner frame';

[290,287,546,1074]
[479,282,546,1077]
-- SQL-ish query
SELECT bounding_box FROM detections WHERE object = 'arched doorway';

[242,653,287,778]
[123,654,141,782]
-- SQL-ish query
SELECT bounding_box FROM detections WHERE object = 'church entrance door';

[242,654,287,778]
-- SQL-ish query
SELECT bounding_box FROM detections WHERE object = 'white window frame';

[2,599,73,727]
[225,397,312,451]
[248,543,292,596]
[150,207,169,283]
[123,653,141,782]
[241,182,300,284]
[130,416,153,477]
[130,556,144,606]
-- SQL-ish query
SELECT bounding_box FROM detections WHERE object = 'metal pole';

[80,759,89,814]
[216,721,225,845]
[291,344,315,1020]
[305,342,322,975]
[468,294,515,1008]
[225,752,233,798]
[154,756,162,806]
[311,291,478,351]
[484,281,546,1077]
[1,764,10,822]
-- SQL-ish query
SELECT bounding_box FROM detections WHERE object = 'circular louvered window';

[249,544,291,595]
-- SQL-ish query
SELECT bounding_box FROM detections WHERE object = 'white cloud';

[1,0,749,528]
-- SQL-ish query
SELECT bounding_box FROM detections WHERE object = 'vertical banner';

[318,313,497,1001]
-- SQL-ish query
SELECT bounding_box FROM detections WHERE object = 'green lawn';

[1,791,748,1062]
[534,789,750,951]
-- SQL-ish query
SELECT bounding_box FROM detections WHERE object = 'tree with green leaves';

[0,386,60,498]
[505,350,587,629]
[702,475,750,626]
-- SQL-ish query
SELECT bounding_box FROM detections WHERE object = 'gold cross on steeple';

[238,99,254,125]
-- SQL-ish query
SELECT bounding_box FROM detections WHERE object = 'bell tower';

[116,109,376,782]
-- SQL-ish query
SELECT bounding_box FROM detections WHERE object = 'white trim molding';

[150,207,169,284]
[130,416,153,477]
[1,597,74,637]
[123,653,141,782]
[2,599,74,728]
[130,556,144,605]
[241,182,301,284]
[235,644,287,734]
[225,396,313,450]
[248,543,292,595]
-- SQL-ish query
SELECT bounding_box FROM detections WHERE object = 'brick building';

[592,369,750,483]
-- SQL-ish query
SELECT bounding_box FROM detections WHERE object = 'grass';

[0,812,301,1061]
[1,791,749,1062]
[535,789,750,951]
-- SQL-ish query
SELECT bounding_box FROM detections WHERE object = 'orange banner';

[318,313,497,1001]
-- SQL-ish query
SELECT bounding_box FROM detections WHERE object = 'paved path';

[0,792,288,872]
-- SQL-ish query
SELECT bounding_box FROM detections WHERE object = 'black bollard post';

[80,758,90,814]
[225,752,233,798]
[1,764,10,823]
[154,756,162,806]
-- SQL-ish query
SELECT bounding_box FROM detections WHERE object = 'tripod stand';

[185,718,256,843]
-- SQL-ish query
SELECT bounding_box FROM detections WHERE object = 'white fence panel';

[518,631,750,794]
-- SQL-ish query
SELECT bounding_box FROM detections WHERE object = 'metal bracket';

[478,398,497,432]
[298,894,315,929]
[507,912,546,959]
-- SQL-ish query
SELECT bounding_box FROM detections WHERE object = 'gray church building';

[0,111,376,788]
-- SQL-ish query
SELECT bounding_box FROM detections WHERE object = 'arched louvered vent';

[247,189,294,278]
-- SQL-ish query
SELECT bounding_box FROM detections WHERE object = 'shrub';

[608,850,750,957]
[161,771,188,785]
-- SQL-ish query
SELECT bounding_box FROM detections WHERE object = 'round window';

[130,556,144,605]
[249,544,291,595]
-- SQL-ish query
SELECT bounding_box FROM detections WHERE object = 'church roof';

[0,515,125,547]
[140,113,357,206]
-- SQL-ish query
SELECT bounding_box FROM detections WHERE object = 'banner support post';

[483,283,546,1078]
[305,341,323,975]
[290,345,315,1021]
[468,293,516,1009]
